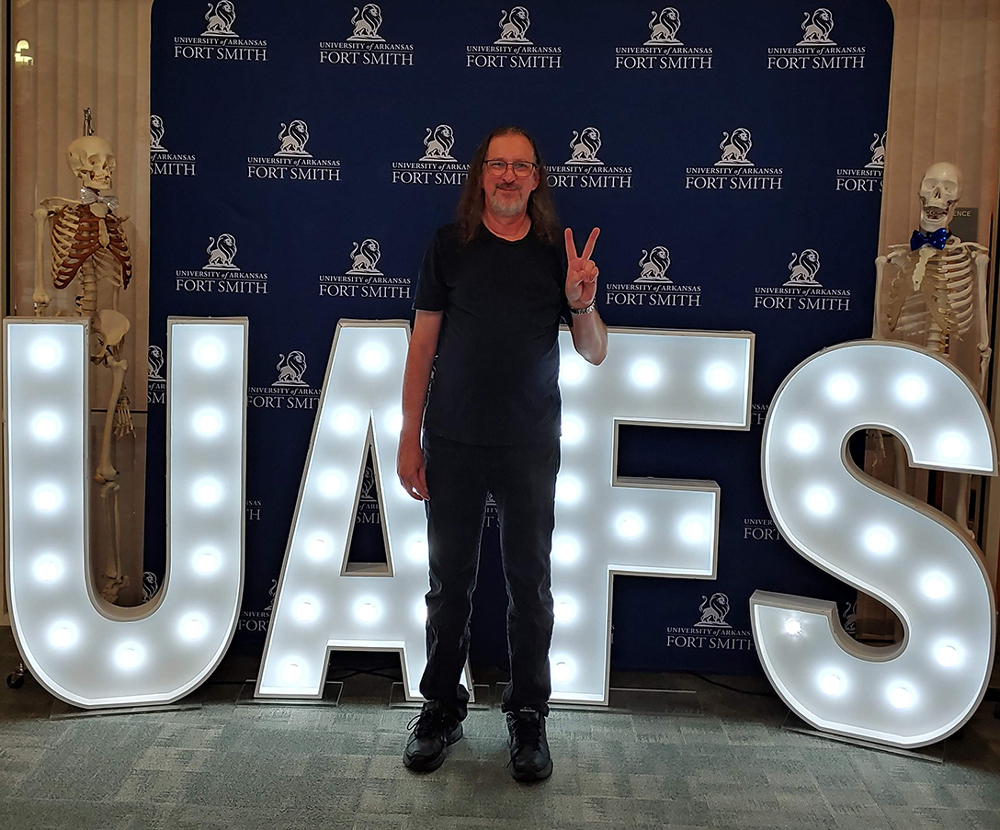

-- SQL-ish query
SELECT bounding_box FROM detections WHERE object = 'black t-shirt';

[413,222,573,445]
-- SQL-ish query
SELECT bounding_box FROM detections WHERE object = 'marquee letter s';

[753,341,997,747]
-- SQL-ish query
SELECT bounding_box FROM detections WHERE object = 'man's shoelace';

[508,713,543,751]
[408,708,448,738]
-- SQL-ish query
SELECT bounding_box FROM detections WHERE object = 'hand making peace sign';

[564,227,601,309]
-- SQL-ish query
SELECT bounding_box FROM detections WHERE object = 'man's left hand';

[565,227,600,309]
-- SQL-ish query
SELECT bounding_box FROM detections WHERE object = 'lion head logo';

[646,8,682,45]
[202,1,238,37]
[784,249,823,287]
[636,246,672,283]
[360,464,377,502]
[798,8,836,45]
[347,238,383,275]
[276,120,312,157]
[842,600,857,635]
[264,578,278,612]
[420,124,457,162]
[349,4,384,41]
[141,571,160,603]
[150,115,167,152]
[566,127,603,165]
[715,128,753,167]
[204,233,239,271]
[496,6,532,44]
[867,131,886,168]
[273,350,308,387]
[148,345,165,380]
[694,593,732,629]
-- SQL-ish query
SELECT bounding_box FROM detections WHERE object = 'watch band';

[569,300,597,316]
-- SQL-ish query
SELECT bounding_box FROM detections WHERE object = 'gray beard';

[487,189,527,218]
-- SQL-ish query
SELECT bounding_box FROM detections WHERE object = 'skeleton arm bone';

[32,208,53,314]
[874,246,910,339]
[972,248,991,395]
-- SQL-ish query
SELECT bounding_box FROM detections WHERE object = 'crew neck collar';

[480,218,532,244]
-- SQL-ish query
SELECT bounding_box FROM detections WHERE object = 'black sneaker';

[506,708,553,782]
[403,701,463,772]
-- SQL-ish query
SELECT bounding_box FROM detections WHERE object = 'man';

[396,126,607,781]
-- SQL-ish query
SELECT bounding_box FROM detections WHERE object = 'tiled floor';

[2,630,999,829]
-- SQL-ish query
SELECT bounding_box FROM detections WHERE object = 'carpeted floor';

[2,628,999,830]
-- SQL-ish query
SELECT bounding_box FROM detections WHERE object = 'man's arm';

[397,309,443,500]
[569,310,607,365]
[564,227,608,365]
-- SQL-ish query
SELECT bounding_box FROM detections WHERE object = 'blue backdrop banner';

[146,0,894,674]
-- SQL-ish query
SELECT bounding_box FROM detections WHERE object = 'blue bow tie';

[910,228,951,251]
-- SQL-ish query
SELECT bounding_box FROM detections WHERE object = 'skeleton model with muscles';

[874,161,991,534]
[32,109,134,602]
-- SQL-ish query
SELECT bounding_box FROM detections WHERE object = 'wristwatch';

[569,300,597,316]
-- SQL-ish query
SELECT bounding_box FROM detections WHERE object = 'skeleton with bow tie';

[874,161,992,537]
[876,162,990,386]
[32,110,135,601]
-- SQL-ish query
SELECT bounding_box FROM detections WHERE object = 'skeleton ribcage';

[889,246,975,352]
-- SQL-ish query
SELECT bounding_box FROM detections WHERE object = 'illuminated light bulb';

[783,619,802,636]
[561,416,584,444]
[554,600,577,623]
[937,433,968,461]
[332,408,357,434]
[819,673,844,696]
[195,339,223,367]
[34,487,60,512]
[921,574,951,600]
[307,536,329,560]
[31,413,62,441]
[50,626,74,648]
[194,480,222,506]
[181,617,206,641]
[194,410,222,436]
[194,548,220,574]
[706,363,734,391]
[559,358,585,384]
[896,376,927,404]
[356,601,378,623]
[681,518,706,543]
[552,536,580,564]
[630,360,660,388]
[294,600,316,622]
[319,471,345,497]
[408,538,429,563]
[555,476,582,504]
[935,644,960,667]
[864,528,893,555]
[789,425,817,453]
[552,661,572,682]
[619,514,642,538]
[283,662,302,683]
[888,685,914,709]
[826,374,857,402]
[360,345,388,372]
[34,557,63,582]
[31,339,61,369]
[804,487,834,516]
[116,647,140,669]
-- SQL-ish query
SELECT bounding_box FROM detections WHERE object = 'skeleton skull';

[67,135,116,192]
[918,161,962,233]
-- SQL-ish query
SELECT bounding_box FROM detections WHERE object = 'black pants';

[419,430,559,720]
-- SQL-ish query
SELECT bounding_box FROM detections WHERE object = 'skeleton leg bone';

[95,352,128,484]
[98,480,128,603]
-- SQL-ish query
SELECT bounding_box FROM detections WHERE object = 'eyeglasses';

[483,159,537,177]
